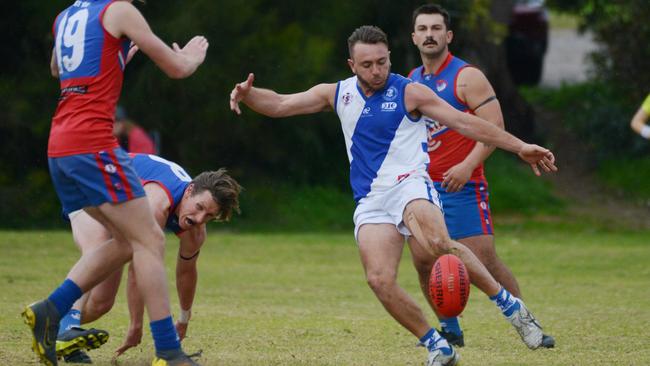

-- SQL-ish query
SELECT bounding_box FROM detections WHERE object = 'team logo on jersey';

[424,117,446,152]
[342,92,353,105]
[436,79,447,92]
[383,86,398,101]
[104,164,117,174]
[381,102,397,111]
[361,106,373,117]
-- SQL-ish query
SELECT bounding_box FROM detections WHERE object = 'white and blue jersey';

[334,73,430,203]
[130,154,192,234]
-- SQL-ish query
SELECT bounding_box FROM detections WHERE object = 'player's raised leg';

[357,224,458,366]
[403,199,545,349]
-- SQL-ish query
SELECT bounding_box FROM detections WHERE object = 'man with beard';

[229,25,557,366]
[407,4,555,349]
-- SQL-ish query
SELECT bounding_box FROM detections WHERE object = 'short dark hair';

[191,169,242,222]
[412,4,451,30]
[347,25,389,58]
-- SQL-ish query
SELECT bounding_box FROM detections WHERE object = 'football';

[429,254,470,318]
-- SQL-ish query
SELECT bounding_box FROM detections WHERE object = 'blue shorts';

[48,148,146,218]
[434,180,493,240]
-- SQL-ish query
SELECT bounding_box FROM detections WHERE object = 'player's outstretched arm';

[174,225,205,341]
[230,73,336,117]
[113,263,144,359]
[441,67,504,192]
[103,1,208,79]
[406,82,557,175]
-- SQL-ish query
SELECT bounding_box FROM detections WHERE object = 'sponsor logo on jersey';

[361,106,373,117]
[436,79,447,92]
[342,92,353,105]
[381,102,397,111]
[383,86,398,101]
[104,164,117,174]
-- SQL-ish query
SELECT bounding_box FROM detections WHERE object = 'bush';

[485,151,564,215]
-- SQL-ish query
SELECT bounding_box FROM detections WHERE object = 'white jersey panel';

[335,74,430,202]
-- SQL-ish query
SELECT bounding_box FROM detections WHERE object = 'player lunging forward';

[407,4,554,348]
[23,0,208,365]
[230,25,556,366]
[56,154,241,363]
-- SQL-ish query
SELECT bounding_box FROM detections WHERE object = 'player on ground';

[229,25,557,366]
[56,154,241,363]
[406,4,554,348]
[630,93,650,139]
[23,0,208,365]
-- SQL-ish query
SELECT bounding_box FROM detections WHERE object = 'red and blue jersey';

[408,53,484,182]
[48,0,130,157]
[130,154,193,234]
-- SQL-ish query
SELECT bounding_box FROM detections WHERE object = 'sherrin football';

[429,254,470,318]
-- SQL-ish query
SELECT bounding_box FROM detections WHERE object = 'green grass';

[1,224,649,365]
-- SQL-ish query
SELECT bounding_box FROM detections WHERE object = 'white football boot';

[426,347,460,366]
[506,299,544,349]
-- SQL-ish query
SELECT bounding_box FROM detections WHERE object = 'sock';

[419,328,452,355]
[58,309,82,336]
[489,287,520,317]
[48,279,82,318]
[439,317,462,336]
[150,316,181,355]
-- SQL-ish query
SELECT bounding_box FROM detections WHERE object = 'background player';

[24,0,208,365]
[230,25,556,366]
[56,154,241,363]
[407,4,554,348]
[630,93,650,139]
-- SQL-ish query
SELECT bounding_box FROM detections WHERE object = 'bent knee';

[85,298,116,319]
[427,236,454,257]
[366,272,397,294]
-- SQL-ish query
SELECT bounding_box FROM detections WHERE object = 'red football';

[429,254,470,318]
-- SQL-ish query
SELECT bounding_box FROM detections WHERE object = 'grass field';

[1,222,649,365]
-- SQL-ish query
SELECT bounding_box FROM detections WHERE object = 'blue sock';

[489,287,520,317]
[150,316,181,352]
[419,328,451,355]
[58,309,82,336]
[48,279,82,317]
[439,317,462,336]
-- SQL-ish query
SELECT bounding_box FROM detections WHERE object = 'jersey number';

[147,155,192,182]
[55,9,89,73]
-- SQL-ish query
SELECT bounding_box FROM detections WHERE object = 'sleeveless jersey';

[408,53,485,181]
[130,154,193,234]
[334,73,430,203]
[49,0,130,157]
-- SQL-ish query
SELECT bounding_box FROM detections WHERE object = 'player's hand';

[230,73,255,115]
[517,144,557,176]
[442,162,473,192]
[126,42,139,64]
[175,320,189,341]
[113,325,143,359]
[173,36,209,66]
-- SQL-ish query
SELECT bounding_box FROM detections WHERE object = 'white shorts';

[353,174,441,241]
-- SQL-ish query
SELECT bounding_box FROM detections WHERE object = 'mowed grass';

[1,224,649,365]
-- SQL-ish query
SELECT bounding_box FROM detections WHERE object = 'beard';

[357,66,391,92]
